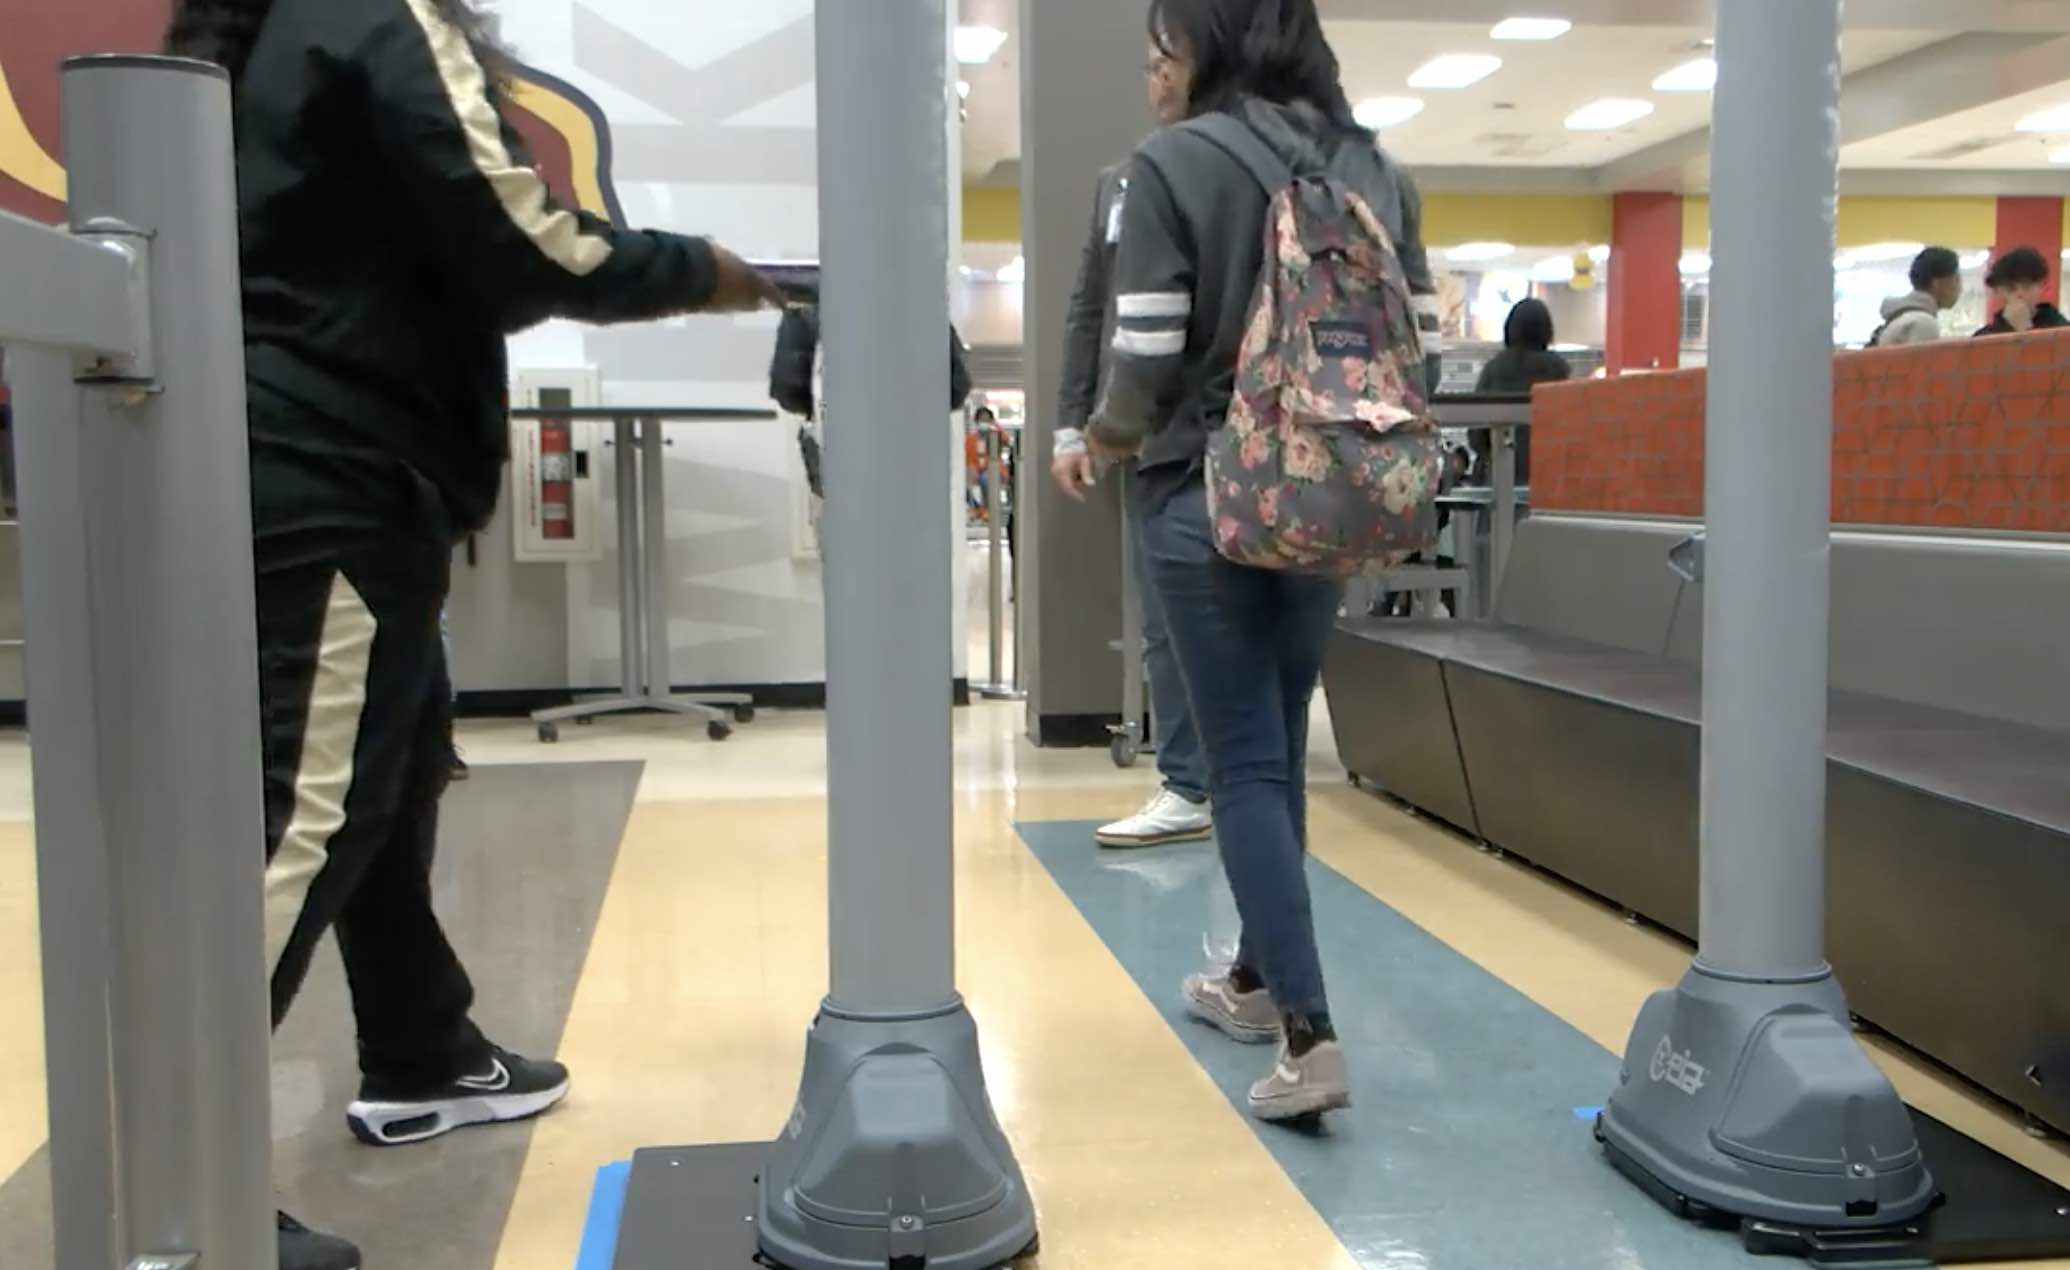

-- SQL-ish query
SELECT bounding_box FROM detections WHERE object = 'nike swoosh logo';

[456,1058,511,1093]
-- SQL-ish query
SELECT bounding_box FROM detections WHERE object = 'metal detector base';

[1601,967,1936,1229]
[612,1143,765,1269]
[1600,1107,2070,1265]
[756,1003,1037,1270]
[609,1142,1039,1270]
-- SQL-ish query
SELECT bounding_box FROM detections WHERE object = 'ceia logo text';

[1649,1035,1708,1095]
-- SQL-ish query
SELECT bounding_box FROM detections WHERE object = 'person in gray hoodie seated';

[1872,246,1961,347]
[1087,0,1434,1124]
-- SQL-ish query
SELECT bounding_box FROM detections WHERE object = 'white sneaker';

[1182,972,1279,1044]
[1095,789,1213,848]
[1248,1040,1352,1122]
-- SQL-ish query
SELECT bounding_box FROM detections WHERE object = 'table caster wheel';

[734,704,756,725]
[708,720,734,742]
[1110,734,1140,768]
[537,722,559,744]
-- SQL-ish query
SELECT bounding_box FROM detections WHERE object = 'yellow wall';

[964,187,1022,243]
[1420,193,1610,248]
[1682,195,1997,250]
[966,185,2008,252]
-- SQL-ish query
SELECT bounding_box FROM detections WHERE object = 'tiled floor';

[0,617,2066,1265]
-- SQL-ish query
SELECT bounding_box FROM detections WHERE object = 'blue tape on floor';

[1574,1106,1605,1121]
[574,1160,633,1270]
[1013,821,1895,1269]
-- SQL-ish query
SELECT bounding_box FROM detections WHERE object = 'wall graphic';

[0,0,623,226]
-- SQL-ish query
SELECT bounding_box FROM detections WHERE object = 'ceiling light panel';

[954,25,1008,65]
[1566,98,1656,131]
[1409,54,1504,90]
[1652,58,1717,93]
[1354,97,1426,129]
[1491,17,1572,41]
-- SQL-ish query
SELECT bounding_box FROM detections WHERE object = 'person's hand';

[1051,450,1098,501]
[2003,294,2036,332]
[705,244,783,313]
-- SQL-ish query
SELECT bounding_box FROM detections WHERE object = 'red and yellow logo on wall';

[0,0,625,226]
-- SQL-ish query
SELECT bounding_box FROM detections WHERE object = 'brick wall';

[1532,328,2070,533]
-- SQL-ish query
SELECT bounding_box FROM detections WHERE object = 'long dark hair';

[1503,298,1555,352]
[166,0,509,88]
[1148,0,1364,133]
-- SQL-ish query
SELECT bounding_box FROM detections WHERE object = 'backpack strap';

[1190,113,1295,199]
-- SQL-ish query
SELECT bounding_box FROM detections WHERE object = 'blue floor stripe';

[574,1161,632,1270]
[1015,821,1803,1269]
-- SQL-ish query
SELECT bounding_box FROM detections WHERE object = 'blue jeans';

[1143,483,1343,1020]
[1132,505,1208,804]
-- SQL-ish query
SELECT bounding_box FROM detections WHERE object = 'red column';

[1607,192,1685,375]
[1993,196,2065,304]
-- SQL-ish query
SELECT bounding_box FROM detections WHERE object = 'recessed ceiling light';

[2052,146,2070,164]
[1567,98,1656,131]
[2016,104,2070,133]
[1531,255,1577,283]
[1653,58,1717,93]
[1354,96,1426,129]
[1679,251,1712,276]
[1409,54,1504,90]
[1446,241,1516,263]
[1491,17,1572,41]
[1587,244,1612,264]
[954,25,1008,65]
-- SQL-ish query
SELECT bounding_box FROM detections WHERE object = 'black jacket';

[1471,349,1570,485]
[1090,100,1433,512]
[237,0,724,547]
[1975,303,2070,338]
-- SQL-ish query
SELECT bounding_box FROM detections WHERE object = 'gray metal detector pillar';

[755,4,1037,1268]
[1,57,276,1269]
[1597,0,1935,1229]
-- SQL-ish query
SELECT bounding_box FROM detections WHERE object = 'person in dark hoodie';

[1470,296,1569,484]
[165,1,777,1265]
[1087,0,1433,1124]
[1872,246,1961,347]
[1976,245,2070,337]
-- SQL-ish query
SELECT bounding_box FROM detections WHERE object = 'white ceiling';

[1323,22,1936,169]
[956,3,2070,191]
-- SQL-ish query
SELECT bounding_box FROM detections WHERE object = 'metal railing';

[1,55,276,1270]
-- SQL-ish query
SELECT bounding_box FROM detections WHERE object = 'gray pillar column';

[15,55,276,1270]
[1596,0,1935,1230]
[757,5,1035,1266]
[816,0,957,1016]
[1696,0,1839,981]
[1017,0,1162,739]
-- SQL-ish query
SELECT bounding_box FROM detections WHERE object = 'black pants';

[258,534,486,1089]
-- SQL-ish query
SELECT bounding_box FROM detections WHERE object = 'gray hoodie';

[1874,291,1943,347]
[1088,98,1434,511]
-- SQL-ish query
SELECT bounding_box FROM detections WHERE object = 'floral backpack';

[1194,116,1442,577]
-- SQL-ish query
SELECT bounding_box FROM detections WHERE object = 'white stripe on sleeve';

[1115,291,1192,320]
[1112,327,1187,357]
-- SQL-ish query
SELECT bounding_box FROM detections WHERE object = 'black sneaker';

[279,1211,360,1270]
[346,1046,571,1147]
